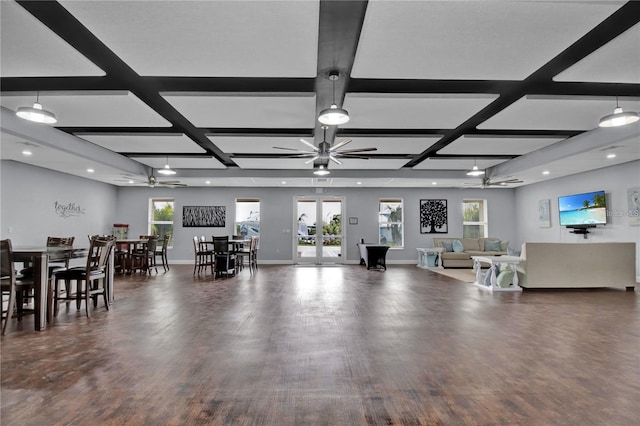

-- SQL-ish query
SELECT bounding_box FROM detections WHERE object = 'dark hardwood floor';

[1,264,638,425]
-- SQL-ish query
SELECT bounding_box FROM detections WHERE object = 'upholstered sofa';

[517,242,636,290]
[432,237,508,268]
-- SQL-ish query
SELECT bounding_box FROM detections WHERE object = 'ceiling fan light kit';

[313,165,330,176]
[16,92,57,124]
[466,165,485,177]
[599,97,640,127]
[318,72,350,125]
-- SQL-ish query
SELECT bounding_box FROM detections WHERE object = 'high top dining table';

[12,246,106,330]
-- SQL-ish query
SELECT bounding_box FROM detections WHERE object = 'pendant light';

[16,92,57,124]
[599,97,639,127]
[318,71,350,126]
[157,156,176,175]
[466,159,485,177]
[313,165,330,176]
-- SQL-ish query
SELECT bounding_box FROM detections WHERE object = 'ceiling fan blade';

[158,180,181,185]
[329,139,352,151]
[300,138,319,151]
[304,155,319,164]
[273,146,314,153]
[336,154,370,160]
[336,147,378,153]
[329,155,343,165]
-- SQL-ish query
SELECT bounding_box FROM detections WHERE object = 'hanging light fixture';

[318,71,350,126]
[466,159,485,177]
[599,97,639,127]
[313,165,330,176]
[16,92,57,124]
[157,156,177,175]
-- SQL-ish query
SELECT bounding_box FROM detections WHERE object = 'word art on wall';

[54,201,86,218]
[420,199,448,233]
[183,206,226,227]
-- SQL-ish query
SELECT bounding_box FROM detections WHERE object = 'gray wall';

[514,160,640,277]
[0,160,117,246]
[116,185,517,263]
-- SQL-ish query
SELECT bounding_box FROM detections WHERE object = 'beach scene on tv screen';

[559,191,607,225]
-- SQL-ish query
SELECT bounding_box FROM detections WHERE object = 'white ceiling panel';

[329,159,408,170]
[162,94,316,128]
[412,158,507,171]
[77,134,206,153]
[209,136,311,154]
[233,158,315,170]
[0,1,104,77]
[439,136,564,156]
[59,0,319,77]
[0,91,171,127]
[554,23,640,84]
[129,156,225,170]
[352,1,624,80]
[479,96,640,130]
[342,94,497,129]
[336,136,441,154]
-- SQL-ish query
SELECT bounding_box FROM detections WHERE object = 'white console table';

[472,255,522,292]
[417,247,444,270]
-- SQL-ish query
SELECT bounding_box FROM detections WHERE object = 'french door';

[294,196,344,264]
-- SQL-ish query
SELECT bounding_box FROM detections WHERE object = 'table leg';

[33,253,48,331]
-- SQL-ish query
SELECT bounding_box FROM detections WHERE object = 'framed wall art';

[420,199,448,234]
[183,206,226,227]
[538,199,551,228]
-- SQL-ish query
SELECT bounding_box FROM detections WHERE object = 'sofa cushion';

[438,240,453,252]
[441,252,471,260]
[452,239,464,252]
[500,240,509,251]
[484,239,502,251]
[461,238,480,251]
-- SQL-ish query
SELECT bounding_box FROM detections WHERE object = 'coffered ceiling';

[1,0,639,188]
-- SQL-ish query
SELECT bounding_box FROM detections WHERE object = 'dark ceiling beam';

[146,77,315,93]
[314,0,368,149]
[0,76,125,92]
[15,0,234,166]
[405,0,640,168]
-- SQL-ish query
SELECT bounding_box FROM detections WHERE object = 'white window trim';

[149,198,175,247]
[378,198,404,249]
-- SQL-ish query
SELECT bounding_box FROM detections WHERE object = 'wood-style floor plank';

[1,265,638,425]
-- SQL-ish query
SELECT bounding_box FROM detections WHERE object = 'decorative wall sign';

[420,199,448,233]
[183,206,226,227]
[54,201,86,218]
[538,199,551,228]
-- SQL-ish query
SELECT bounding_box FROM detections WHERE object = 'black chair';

[1,239,35,335]
[213,236,236,277]
[193,236,214,275]
[155,235,170,272]
[52,236,115,317]
[131,236,158,274]
[236,236,258,274]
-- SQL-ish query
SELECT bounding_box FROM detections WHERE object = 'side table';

[472,255,522,292]
[417,247,444,270]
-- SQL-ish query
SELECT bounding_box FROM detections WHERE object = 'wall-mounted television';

[558,190,607,228]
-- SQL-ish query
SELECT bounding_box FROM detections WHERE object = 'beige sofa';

[517,242,637,290]
[432,237,508,268]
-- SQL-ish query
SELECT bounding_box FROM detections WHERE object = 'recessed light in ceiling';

[431,181,437,185]
[128,180,134,184]
[87,168,95,173]
[357,181,362,185]
[281,181,286,185]
[205,180,211,184]
[22,150,32,156]
[542,170,550,175]
[606,153,616,159]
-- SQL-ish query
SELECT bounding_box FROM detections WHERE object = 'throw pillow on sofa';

[452,239,464,252]
[484,239,502,251]
[500,240,509,251]
[439,241,453,252]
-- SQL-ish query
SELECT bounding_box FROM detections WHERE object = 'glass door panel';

[295,197,344,263]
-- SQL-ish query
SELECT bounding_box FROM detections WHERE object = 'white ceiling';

[1,0,639,189]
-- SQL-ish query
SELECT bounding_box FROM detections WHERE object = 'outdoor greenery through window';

[462,199,487,238]
[149,198,174,246]
[235,199,260,238]
[379,199,403,247]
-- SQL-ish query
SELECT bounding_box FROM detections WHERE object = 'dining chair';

[213,236,236,277]
[1,239,35,335]
[193,236,214,275]
[131,236,158,274]
[52,236,115,317]
[236,236,258,275]
[154,235,170,272]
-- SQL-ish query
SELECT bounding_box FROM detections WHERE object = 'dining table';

[115,238,148,274]
[12,246,102,330]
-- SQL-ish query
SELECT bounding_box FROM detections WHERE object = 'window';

[378,199,403,247]
[235,199,260,239]
[462,199,488,238]
[149,198,174,245]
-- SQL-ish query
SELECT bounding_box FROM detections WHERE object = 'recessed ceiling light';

[87,168,95,173]
[21,150,32,156]
[128,180,134,184]
[281,181,286,185]
[431,181,437,185]
[356,181,362,185]
[542,170,550,175]
[606,153,616,159]
[205,180,211,184]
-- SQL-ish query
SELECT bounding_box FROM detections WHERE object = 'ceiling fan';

[273,126,377,165]
[118,170,187,187]
[464,176,523,188]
